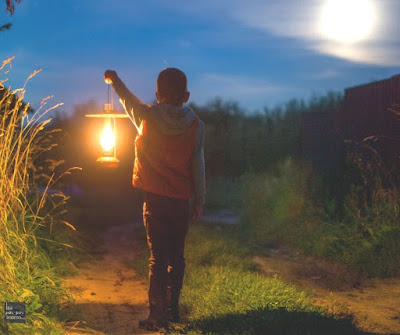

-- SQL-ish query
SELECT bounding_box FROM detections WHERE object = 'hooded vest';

[133,113,200,199]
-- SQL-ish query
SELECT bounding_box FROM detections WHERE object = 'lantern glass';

[85,85,129,169]
[100,118,115,154]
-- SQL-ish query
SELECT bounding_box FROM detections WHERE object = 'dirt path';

[254,247,400,335]
[61,211,400,335]
[63,222,160,335]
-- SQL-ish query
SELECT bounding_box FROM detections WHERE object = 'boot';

[167,304,180,323]
[139,289,168,331]
[138,316,167,331]
[166,285,181,323]
[139,301,168,331]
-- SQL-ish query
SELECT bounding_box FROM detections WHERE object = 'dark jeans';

[142,191,190,319]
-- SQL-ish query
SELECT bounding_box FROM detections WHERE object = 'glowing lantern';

[100,119,115,153]
[85,84,128,168]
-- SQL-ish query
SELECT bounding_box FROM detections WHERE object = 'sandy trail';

[63,222,160,335]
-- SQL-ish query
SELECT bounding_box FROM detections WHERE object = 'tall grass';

[339,140,400,276]
[0,57,76,334]
[242,152,400,277]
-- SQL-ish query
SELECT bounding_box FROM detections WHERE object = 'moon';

[319,0,376,44]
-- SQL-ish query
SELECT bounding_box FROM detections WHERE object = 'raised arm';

[104,70,150,125]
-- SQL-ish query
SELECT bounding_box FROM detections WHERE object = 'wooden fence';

[300,74,400,191]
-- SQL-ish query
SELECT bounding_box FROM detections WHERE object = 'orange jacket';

[133,114,200,199]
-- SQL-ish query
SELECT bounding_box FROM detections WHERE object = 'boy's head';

[156,68,190,107]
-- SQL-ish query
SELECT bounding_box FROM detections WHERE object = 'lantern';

[85,84,129,168]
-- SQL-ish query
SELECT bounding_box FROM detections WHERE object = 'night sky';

[1,0,399,115]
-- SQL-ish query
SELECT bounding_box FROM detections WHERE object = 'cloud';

[197,73,286,95]
[168,0,400,66]
[190,72,292,110]
[234,0,400,66]
[310,40,400,67]
[232,1,320,40]
[304,69,341,80]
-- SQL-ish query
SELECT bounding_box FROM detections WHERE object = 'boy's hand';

[104,70,118,84]
[190,205,203,225]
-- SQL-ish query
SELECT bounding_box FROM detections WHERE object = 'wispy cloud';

[196,73,286,95]
[190,72,292,110]
[233,0,400,66]
[168,0,400,66]
[310,40,400,67]
[232,1,321,40]
[304,69,341,80]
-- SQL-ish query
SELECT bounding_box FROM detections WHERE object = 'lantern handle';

[112,116,117,159]
[107,84,115,110]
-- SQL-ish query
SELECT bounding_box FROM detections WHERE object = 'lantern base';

[96,156,120,169]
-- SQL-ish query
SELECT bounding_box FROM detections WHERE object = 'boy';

[104,68,206,331]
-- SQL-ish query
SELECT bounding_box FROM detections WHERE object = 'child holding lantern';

[104,68,206,331]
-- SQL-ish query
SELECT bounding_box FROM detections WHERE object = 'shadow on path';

[187,307,378,335]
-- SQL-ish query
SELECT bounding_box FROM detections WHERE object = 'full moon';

[319,0,376,44]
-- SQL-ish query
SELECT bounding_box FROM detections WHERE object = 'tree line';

[44,92,344,202]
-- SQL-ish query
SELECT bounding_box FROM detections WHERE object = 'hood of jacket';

[150,104,197,136]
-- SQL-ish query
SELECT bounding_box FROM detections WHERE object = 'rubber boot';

[139,283,168,331]
[166,284,181,323]
[139,300,168,331]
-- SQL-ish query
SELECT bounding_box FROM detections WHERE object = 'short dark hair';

[157,68,187,99]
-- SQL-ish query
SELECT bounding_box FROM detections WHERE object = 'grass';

[130,221,365,334]
[0,58,80,334]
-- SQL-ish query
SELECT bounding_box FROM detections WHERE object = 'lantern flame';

[100,121,115,153]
